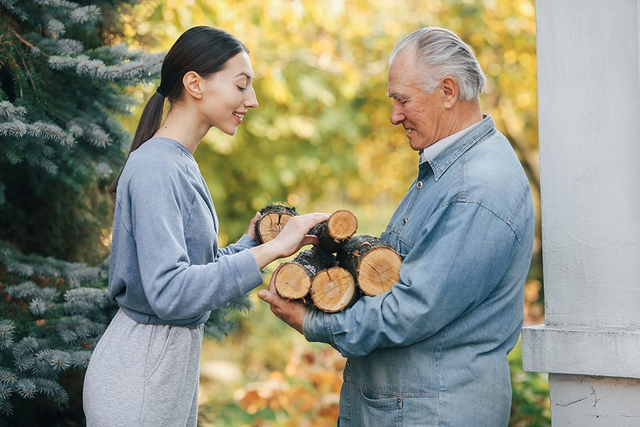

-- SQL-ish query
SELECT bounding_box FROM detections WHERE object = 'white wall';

[521,0,640,425]
[548,375,640,426]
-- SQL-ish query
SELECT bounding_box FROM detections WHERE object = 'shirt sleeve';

[303,200,521,358]
[127,160,264,322]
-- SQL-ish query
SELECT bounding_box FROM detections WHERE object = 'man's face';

[387,48,449,151]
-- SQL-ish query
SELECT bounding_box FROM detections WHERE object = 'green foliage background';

[120,0,540,252]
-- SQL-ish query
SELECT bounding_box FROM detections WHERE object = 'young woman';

[82,26,328,426]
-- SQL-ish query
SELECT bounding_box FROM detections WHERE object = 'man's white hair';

[389,27,487,101]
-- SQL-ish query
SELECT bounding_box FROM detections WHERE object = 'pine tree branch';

[11,29,49,59]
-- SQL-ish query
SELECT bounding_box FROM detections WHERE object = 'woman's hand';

[269,213,329,258]
[247,211,261,242]
[249,212,329,269]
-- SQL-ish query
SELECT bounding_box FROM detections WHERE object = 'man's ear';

[182,71,203,100]
[441,76,459,109]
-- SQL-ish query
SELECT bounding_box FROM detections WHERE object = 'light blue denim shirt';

[303,116,535,426]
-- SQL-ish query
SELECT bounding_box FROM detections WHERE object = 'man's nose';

[389,102,404,125]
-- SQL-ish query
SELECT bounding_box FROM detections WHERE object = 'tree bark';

[255,204,298,244]
[271,248,336,300]
[310,266,358,313]
[337,235,402,296]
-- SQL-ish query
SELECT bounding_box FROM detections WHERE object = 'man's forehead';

[388,49,419,96]
[390,46,416,69]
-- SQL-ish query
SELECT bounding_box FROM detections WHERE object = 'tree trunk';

[337,235,402,296]
[271,248,336,300]
[310,209,358,252]
[255,204,298,243]
[310,266,358,313]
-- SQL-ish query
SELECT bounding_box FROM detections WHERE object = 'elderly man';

[259,27,535,427]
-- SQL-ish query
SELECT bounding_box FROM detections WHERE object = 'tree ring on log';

[271,262,313,300]
[357,247,402,296]
[271,248,335,300]
[255,204,298,243]
[310,267,357,313]
[309,209,359,252]
[326,209,358,242]
[336,234,402,296]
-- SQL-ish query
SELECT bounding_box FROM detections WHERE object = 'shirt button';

[416,181,423,189]
[402,217,408,225]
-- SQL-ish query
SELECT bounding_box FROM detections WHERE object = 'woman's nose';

[246,88,258,109]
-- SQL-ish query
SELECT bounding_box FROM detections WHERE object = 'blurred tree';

[0,0,163,262]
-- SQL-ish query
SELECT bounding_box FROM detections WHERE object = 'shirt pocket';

[381,227,414,260]
[357,388,439,427]
[357,388,402,427]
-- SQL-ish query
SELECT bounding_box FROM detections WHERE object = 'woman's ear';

[182,71,204,100]
[441,76,459,109]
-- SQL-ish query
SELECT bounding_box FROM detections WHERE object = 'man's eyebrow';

[387,92,402,99]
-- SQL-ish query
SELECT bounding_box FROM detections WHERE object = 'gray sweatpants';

[83,309,204,427]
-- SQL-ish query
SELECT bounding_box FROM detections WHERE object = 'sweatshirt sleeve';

[218,234,259,257]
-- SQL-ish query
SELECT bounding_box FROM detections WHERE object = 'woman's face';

[199,51,258,135]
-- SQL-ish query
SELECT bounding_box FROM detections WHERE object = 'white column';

[521,0,640,425]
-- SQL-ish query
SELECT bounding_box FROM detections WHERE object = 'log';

[271,248,336,300]
[310,266,358,313]
[337,235,402,296]
[255,204,298,244]
[262,205,403,312]
[310,209,358,253]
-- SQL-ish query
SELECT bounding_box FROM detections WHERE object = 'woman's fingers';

[274,213,330,257]
[247,211,261,241]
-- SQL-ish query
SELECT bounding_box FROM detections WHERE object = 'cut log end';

[272,262,313,300]
[310,267,356,313]
[327,210,358,242]
[357,248,402,296]
[256,212,295,243]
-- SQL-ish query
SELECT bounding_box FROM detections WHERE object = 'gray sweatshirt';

[109,137,263,326]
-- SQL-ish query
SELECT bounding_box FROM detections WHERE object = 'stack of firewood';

[255,204,402,313]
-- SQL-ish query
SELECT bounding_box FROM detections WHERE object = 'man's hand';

[258,278,309,334]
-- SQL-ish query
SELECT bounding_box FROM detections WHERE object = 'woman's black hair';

[109,26,249,193]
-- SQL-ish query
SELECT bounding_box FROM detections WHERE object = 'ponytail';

[108,90,166,193]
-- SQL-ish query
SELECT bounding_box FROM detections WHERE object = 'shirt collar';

[420,115,496,181]
[419,119,485,165]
